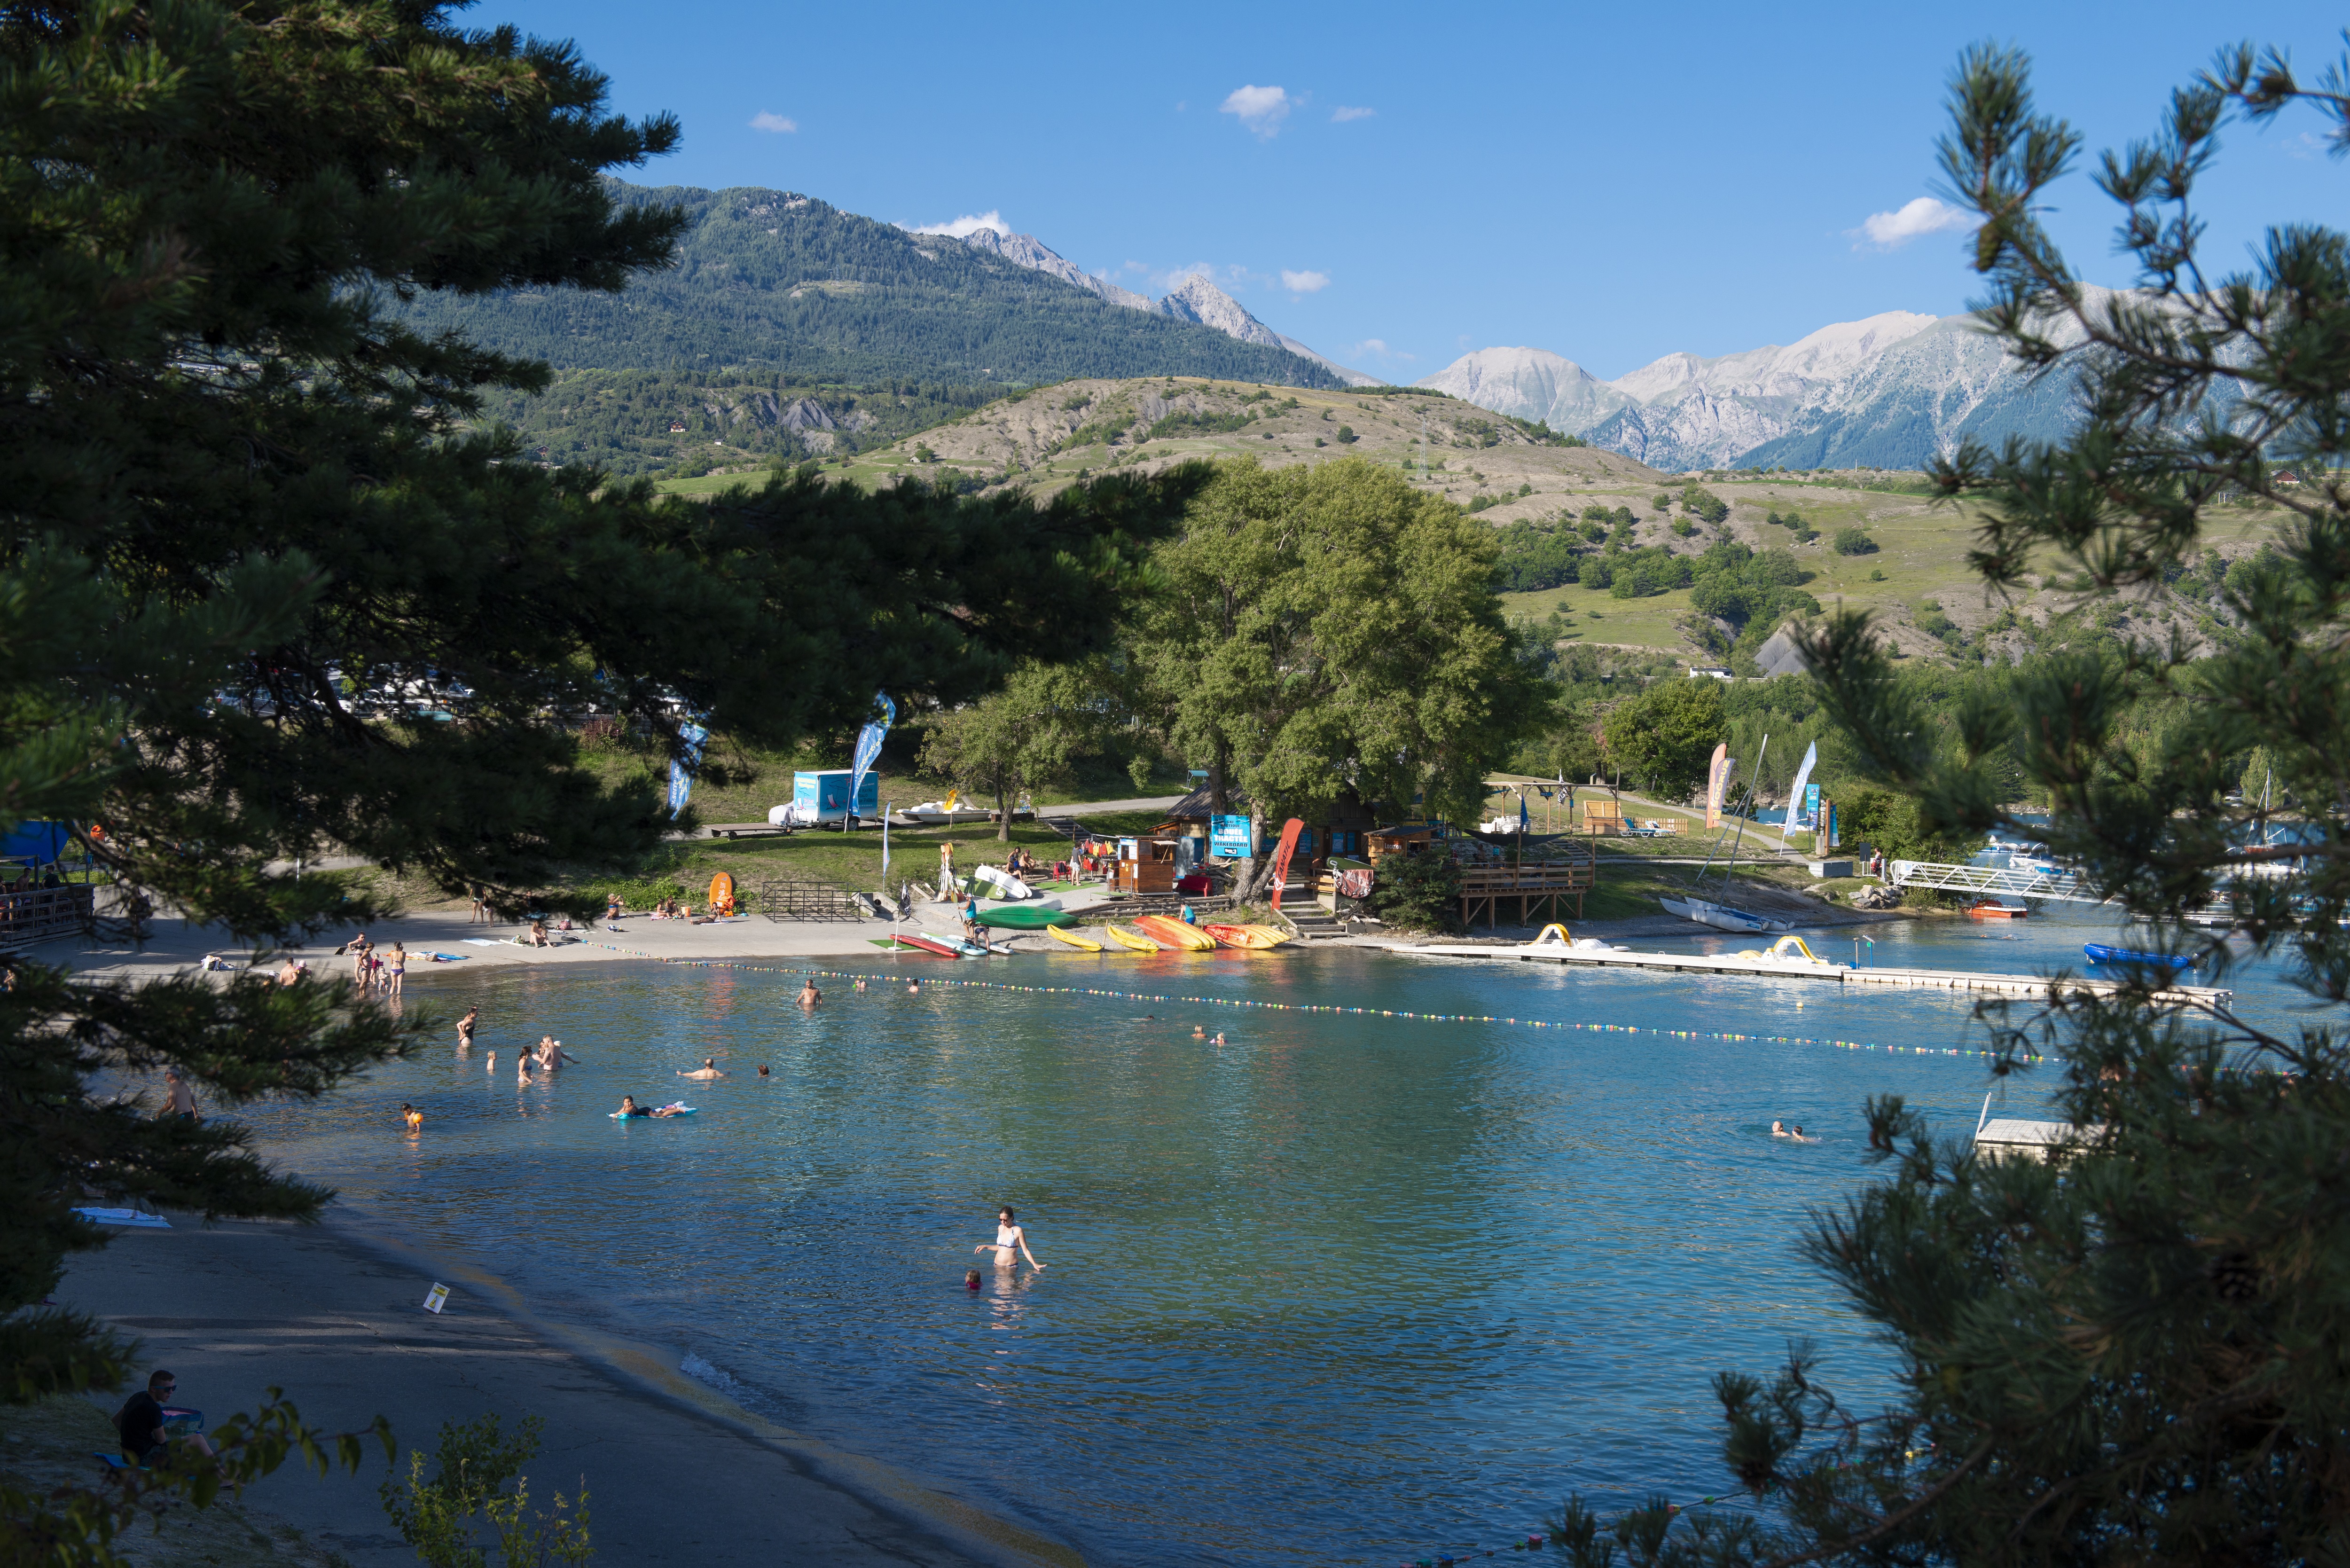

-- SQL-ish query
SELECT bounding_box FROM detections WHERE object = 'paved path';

[59,1215,1069,1568]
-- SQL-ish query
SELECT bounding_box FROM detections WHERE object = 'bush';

[1365,850,1463,933]
[1335,425,1358,444]
[1833,527,1879,555]
[1678,484,1730,525]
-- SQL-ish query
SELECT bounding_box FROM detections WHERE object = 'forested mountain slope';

[401,182,1343,390]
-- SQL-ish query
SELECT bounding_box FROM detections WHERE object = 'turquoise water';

[234,909,2270,1565]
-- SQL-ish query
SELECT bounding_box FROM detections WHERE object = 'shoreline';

[58,1205,1082,1568]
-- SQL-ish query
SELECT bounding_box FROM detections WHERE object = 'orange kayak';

[1202,923,1283,949]
[1132,914,1215,951]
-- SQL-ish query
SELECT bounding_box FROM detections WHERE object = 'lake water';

[233,908,2281,1565]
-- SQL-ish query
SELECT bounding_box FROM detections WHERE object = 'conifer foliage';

[0,2,1188,1547]
[1546,40,2350,1566]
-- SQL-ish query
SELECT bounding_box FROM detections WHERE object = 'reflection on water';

[234,908,2284,1565]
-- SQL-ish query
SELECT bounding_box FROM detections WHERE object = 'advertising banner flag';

[1705,743,1730,831]
[847,692,897,824]
[667,721,708,818]
[1267,819,1306,910]
[1785,742,1819,829]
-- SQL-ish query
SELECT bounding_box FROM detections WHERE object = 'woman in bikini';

[976,1206,1046,1271]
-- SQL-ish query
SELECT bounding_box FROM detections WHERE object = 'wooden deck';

[1457,851,1595,928]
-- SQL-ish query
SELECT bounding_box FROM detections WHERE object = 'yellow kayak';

[1103,923,1160,952]
[1245,924,1293,948]
[1046,924,1103,952]
[1134,915,1216,951]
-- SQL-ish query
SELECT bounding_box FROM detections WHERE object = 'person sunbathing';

[617,1095,689,1119]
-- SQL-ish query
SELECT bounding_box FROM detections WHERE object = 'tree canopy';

[1547,37,2350,1566]
[0,3,1194,1546]
[1132,458,1537,876]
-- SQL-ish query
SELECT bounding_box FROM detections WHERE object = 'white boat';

[972,863,1035,900]
[1660,896,1792,934]
[898,799,1032,827]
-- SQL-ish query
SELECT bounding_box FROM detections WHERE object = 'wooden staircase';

[1272,872,1347,941]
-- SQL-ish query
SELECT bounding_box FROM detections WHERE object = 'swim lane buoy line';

[580,943,2040,1062]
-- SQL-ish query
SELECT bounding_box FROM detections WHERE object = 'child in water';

[964,1269,982,1291]
[401,1103,423,1132]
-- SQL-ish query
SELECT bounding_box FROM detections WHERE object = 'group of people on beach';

[338,933,407,997]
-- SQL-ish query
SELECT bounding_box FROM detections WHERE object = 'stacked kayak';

[1102,923,1159,952]
[1132,915,1216,951]
[1046,925,1104,951]
[1203,923,1287,949]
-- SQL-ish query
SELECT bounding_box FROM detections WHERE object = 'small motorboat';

[1046,924,1103,952]
[2083,943,2193,969]
[1967,900,2028,920]
[1103,923,1160,952]
[1133,915,1216,951]
[1660,896,1792,934]
[1203,923,1285,949]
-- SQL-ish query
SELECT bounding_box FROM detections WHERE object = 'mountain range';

[1417,307,2097,471]
[956,224,1378,386]
[397,182,1347,391]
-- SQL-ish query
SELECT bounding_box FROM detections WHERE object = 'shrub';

[1365,850,1463,933]
[1335,425,1358,444]
[1833,527,1879,555]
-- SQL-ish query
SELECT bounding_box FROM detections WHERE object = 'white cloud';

[749,112,798,134]
[1849,196,1972,250]
[1330,106,1375,123]
[907,211,1010,239]
[1351,338,1414,362]
[1219,85,1291,138]
[1280,269,1330,295]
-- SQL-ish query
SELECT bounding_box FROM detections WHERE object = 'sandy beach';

[57,1210,1079,1568]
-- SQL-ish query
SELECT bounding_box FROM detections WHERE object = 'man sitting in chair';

[117,1369,216,1467]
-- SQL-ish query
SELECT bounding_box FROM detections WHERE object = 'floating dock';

[1384,941,2231,1006]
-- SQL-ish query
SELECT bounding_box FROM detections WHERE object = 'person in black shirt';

[116,1370,215,1466]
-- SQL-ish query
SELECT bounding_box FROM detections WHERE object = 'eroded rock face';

[1155,275,1285,348]
[1754,626,1809,679]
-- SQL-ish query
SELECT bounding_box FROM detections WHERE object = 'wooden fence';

[1457,850,1595,928]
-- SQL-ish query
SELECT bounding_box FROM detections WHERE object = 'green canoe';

[973,905,1077,930]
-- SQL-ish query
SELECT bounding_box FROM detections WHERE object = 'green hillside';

[403,181,1343,391]
[760,380,2293,670]
[473,368,995,478]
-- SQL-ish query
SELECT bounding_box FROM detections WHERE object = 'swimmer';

[1192,1026,1205,1038]
[1771,1120,1790,1137]
[907,980,920,995]
[534,1035,579,1070]
[964,1269,982,1291]
[401,1103,423,1132]
[854,978,867,992]
[1789,1124,1817,1143]
[485,1050,495,1073]
[617,1095,689,1119]
[975,1205,1045,1271]
[517,1053,533,1082]
[456,1007,478,1052]
[756,1065,771,1078]
[799,978,821,1006]
[677,1057,728,1080]
[1211,1031,1226,1045]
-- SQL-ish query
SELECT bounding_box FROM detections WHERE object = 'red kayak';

[891,933,966,958]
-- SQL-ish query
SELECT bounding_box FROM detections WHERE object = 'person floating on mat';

[617,1095,689,1119]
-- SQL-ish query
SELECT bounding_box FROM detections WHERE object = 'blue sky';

[477,0,2350,381]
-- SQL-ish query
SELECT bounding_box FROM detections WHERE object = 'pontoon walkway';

[1382,941,2231,1005]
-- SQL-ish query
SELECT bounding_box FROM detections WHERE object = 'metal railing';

[1889,860,2100,903]
[0,884,97,947]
